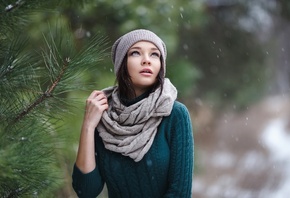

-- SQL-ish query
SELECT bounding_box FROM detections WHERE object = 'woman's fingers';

[99,98,108,105]
[88,90,104,100]
[87,91,106,104]
[94,92,107,101]
[86,90,108,112]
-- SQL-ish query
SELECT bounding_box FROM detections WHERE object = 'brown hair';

[116,55,165,99]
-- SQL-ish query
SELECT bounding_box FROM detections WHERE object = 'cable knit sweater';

[72,101,194,198]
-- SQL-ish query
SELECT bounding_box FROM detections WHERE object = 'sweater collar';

[120,89,152,107]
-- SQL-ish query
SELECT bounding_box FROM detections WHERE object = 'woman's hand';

[75,90,108,173]
[83,90,108,130]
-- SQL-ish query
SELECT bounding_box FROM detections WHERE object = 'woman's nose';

[142,55,151,65]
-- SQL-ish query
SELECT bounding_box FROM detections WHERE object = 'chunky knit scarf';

[97,78,177,162]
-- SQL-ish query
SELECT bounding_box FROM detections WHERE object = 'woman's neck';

[134,88,149,99]
[120,88,152,107]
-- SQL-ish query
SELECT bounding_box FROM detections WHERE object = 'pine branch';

[12,58,70,124]
[4,0,25,12]
[0,1,108,197]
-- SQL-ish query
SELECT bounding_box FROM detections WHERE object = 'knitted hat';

[111,29,167,75]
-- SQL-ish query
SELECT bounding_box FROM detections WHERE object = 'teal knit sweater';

[72,101,194,198]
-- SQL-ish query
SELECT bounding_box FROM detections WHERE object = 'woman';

[72,29,194,198]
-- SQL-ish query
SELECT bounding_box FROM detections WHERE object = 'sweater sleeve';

[164,102,194,198]
[72,158,104,198]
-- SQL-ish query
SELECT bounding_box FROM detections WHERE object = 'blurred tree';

[177,1,267,108]
[264,0,290,95]
[279,0,290,20]
[0,1,106,197]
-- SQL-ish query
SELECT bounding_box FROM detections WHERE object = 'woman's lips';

[140,68,153,75]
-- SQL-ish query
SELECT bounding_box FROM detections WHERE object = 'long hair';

[116,55,165,99]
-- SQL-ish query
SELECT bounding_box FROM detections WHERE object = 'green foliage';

[167,59,201,97]
[175,2,267,108]
[278,0,290,20]
[0,119,61,197]
[0,1,107,197]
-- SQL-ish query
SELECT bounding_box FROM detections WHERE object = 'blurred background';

[1,0,290,197]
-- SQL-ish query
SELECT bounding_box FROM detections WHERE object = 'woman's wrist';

[81,122,96,134]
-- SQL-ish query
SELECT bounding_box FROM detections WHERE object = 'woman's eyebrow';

[129,46,141,50]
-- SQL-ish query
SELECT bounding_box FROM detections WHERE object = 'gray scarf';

[97,78,177,162]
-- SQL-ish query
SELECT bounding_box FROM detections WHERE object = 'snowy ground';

[261,118,290,198]
[191,96,290,198]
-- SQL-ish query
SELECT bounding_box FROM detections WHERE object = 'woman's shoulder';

[171,101,190,116]
[161,101,193,143]
[162,101,191,125]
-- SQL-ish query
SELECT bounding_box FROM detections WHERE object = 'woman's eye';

[151,52,160,57]
[130,51,140,56]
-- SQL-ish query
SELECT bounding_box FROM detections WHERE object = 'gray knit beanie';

[111,29,167,75]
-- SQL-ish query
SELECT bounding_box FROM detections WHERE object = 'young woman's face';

[126,41,161,96]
